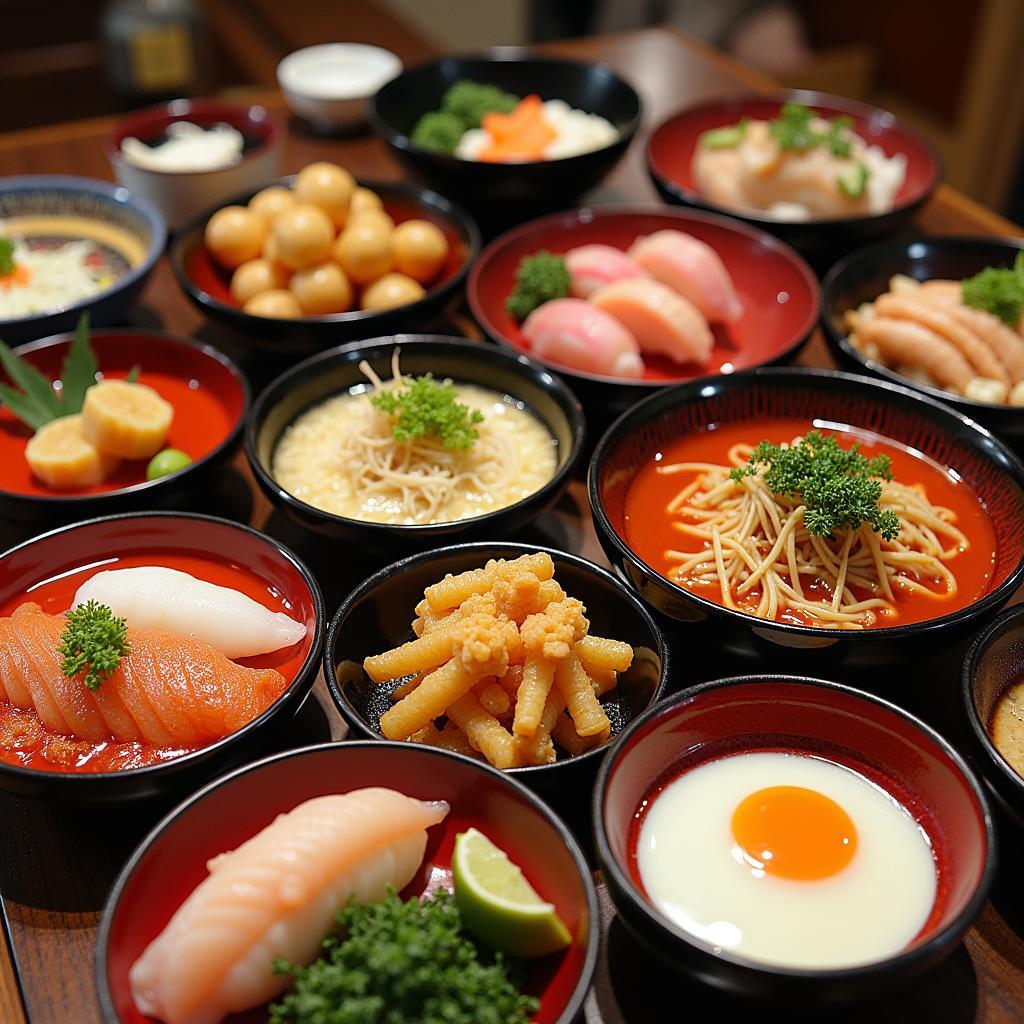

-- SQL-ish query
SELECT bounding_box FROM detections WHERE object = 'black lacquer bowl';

[589,367,1024,669]
[246,336,585,546]
[325,541,668,792]
[368,50,642,221]
[962,605,1024,830]
[822,235,1024,446]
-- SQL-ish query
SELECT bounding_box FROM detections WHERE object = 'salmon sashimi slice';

[0,603,288,746]
[130,789,449,1024]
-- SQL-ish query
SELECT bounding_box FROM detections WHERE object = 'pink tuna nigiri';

[591,279,713,365]
[629,230,743,324]
[522,297,644,378]
[129,788,449,1024]
[565,243,647,298]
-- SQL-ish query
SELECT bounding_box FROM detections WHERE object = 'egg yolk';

[731,785,857,880]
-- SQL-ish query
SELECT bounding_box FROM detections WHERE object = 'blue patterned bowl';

[0,175,166,344]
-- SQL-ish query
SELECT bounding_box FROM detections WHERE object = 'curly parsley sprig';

[58,599,130,692]
[730,430,901,541]
[371,374,485,451]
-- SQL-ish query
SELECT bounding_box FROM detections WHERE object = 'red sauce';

[0,551,311,774]
[623,418,996,628]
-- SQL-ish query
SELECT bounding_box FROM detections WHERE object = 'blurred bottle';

[102,0,208,105]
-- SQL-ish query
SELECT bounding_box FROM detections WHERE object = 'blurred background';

[3,0,1023,219]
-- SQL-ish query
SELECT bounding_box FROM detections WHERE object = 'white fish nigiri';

[629,230,744,324]
[130,788,449,1024]
[522,297,644,378]
[565,243,647,298]
[72,566,306,659]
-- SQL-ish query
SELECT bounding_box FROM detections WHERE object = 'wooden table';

[2,25,1024,1024]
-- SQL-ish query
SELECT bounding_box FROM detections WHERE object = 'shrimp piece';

[873,294,1010,384]
[929,302,1024,384]
[856,317,974,392]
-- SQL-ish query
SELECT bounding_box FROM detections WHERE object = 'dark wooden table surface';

[2,24,1024,1024]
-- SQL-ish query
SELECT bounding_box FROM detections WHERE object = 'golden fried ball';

[361,272,425,312]
[289,262,353,315]
[272,204,335,270]
[334,218,392,286]
[248,186,297,227]
[390,219,449,284]
[350,208,395,233]
[351,187,384,216]
[243,289,303,319]
[293,162,355,229]
[230,258,290,304]
[204,206,266,269]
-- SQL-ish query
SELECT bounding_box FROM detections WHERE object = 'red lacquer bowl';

[468,205,818,433]
[595,677,995,1005]
[646,91,942,262]
[97,741,599,1024]
[0,512,324,802]
[172,178,480,354]
[0,329,248,523]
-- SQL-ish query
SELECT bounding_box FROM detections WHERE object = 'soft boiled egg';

[635,751,937,970]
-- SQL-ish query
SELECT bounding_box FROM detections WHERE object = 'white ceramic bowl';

[277,43,402,131]
[107,99,283,233]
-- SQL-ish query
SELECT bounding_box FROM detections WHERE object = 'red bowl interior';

[0,513,320,774]
[647,93,940,221]
[184,187,469,320]
[468,207,819,385]
[602,679,991,963]
[100,742,595,1023]
[107,99,280,166]
[0,332,246,499]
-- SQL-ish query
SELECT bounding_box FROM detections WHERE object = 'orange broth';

[623,418,996,629]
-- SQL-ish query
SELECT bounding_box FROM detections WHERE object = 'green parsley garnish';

[0,236,15,277]
[58,599,130,692]
[269,887,538,1024]
[730,430,900,541]
[506,250,571,320]
[699,119,749,149]
[0,313,102,430]
[962,251,1024,327]
[371,374,484,450]
[769,101,859,159]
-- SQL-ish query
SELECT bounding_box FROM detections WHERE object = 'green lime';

[452,827,572,958]
[146,448,192,480]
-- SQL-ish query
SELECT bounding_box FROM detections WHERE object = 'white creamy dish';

[636,751,937,969]
[121,122,245,173]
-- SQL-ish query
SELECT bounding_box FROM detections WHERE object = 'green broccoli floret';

[506,251,571,320]
[410,110,467,154]
[441,80,519,129]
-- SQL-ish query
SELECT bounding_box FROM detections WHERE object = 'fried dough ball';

[350,208,395,233]
[334,218,392,286]
[271,204,335,270]
[230,258,290,304]
[289,262,353,314]
[248,186,296,227]
[293,162,355,229]
[244,289,303,319]
[204,206,266,269]
[391,219,448,284]
[351,187,384,216]
[361,272,425,311]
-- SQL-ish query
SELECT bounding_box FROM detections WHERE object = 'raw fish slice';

[73,566,306,660]
[130,788,449,1024]
[564,244,647,298]
[628,230,743,323]
[522,298,644,378]
[590,279,713,365]
[0,603,287,745]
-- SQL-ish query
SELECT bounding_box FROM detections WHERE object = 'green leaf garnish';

[126,363,141,383]
[0,236,15,277]
[371,374,484,450]
[58,313,99,413]
[730,430,901,541]
[837,162,869,198]
[962,251,1024,327]
[768,102,863,167]
[506,250,571,320]
[58,600,130,692]
[0,341,62,423]
[700,119,749,149]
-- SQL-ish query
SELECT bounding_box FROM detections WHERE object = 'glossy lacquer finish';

[246,335,585,547]
[368,50,642,222]
[822,235,1024,446]
[589,367,1024,669]
[325,542,667,792]
[595,677,995,1005]
[0,512,324,803]
[97,741,600,1024]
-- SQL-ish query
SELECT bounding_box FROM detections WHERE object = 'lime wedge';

[453,827,573,958]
